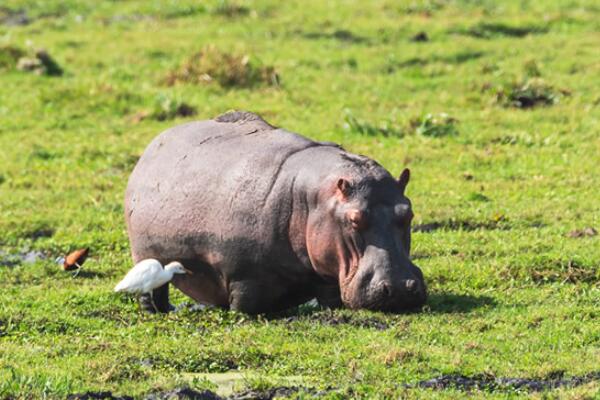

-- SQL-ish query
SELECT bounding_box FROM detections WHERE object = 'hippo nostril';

[405,279,417,292]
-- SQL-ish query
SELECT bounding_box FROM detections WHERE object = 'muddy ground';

[67,370,600,399]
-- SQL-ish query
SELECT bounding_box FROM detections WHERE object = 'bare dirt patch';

[0,249,47,266]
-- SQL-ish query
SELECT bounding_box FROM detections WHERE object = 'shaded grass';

[300,29,370,44]
[455,21,549,39]
[386,50,485,71]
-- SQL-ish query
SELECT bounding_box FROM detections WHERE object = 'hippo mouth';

[349,281,427,313]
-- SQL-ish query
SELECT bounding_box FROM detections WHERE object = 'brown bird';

[62,248,89,271]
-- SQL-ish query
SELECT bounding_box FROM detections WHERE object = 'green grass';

[1,0,599,398]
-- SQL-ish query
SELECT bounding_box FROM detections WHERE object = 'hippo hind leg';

[230,278,318,315]
[139,283,174,313]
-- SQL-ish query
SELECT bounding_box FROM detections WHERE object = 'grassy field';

[1,0,599,398]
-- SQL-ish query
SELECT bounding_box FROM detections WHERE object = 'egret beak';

[183,268,193,275]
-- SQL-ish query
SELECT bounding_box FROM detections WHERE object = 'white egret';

[114,259,192,312]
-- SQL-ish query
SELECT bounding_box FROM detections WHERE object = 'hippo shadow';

[425,292,496,314]
[264,292,496,320]
[262,301,322,320]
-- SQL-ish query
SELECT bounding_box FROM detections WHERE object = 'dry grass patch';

[211,0,250,17]
[165,46,279,88]
[0,45,25,69]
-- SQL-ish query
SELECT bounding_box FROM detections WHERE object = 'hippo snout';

[367,275,427,312]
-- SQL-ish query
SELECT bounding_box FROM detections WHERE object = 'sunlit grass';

[0,0,599,398]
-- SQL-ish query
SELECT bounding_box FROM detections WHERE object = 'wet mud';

[408,371,600,392]
[70,386,317,400]
[0,249,47,266]
[67,370,600,400]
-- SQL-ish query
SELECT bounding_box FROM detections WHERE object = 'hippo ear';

[398,168,410,192]
[337,178,352,198]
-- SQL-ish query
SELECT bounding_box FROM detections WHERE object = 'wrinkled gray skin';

[125,111,426,314]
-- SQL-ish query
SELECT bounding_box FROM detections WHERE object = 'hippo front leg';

[229,281,271,314]
[315,284,343,309]
[229,279,320,314]
[229,280,297,315]
[139,283,174,313]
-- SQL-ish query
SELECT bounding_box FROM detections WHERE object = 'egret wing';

[114,259,162,293]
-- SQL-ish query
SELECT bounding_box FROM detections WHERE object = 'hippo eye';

[395,210,414,227]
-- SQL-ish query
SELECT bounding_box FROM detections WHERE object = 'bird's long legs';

[149,291,159,313]
[137,286,171,313]
[71,262,82,277]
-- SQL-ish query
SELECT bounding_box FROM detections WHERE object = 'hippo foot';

[316,285,343,309]
[138,284,173,313]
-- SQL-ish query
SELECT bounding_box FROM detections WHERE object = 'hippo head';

[306,163,426,312]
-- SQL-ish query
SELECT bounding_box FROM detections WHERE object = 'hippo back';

[125,112,320,266]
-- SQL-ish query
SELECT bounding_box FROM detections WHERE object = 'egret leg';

[138,285,172,313]
[149,291,159,313]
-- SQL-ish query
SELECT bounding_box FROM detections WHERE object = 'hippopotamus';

[125,111,426,314]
